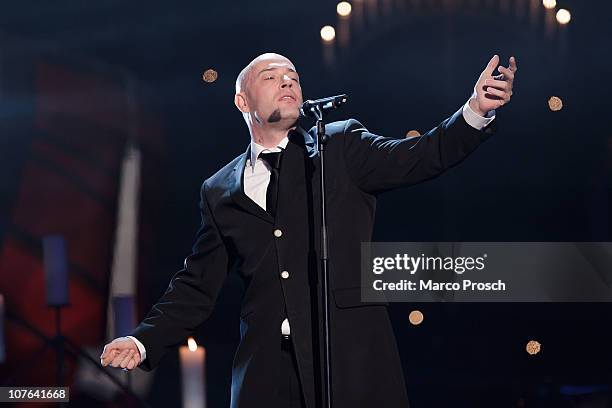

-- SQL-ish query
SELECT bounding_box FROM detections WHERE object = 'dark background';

[1,0,611,407]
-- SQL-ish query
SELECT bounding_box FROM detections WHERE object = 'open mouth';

[278,95,296,102]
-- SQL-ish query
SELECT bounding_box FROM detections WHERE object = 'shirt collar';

[249,136,290,171]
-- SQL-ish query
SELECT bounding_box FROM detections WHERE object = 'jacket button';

[281,271,289,279]
[274,229,283,237]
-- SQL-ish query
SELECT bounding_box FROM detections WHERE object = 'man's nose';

[280,75,293,88]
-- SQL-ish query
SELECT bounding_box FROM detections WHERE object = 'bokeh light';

[556,9,571,24]
[337,2,352,17]
[408,310,424,325]
[202,69,218,83]
[320,25,336,42]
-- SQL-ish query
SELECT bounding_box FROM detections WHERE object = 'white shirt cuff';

[126,335,146,362]
[462,98,495,130]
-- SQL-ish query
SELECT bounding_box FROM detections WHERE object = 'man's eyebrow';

[257,67,298,77]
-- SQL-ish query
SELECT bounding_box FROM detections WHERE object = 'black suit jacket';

[131,106,497,408]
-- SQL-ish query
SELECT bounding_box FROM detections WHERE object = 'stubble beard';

[267,107,299,128]
[267,108,282,123]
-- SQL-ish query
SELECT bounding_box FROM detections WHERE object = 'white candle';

[179,337,206,408]
[0,294,5,363]
[43,235,69,306]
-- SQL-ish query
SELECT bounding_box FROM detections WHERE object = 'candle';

[179,337,206,408]
[112,296,135,338]
[43,235,69,306]
[0,294,5,363]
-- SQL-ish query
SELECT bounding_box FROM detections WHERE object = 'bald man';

[101,52,517,408]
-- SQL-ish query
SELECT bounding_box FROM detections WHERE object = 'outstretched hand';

[470,54,517,116]
[100,337,141,371]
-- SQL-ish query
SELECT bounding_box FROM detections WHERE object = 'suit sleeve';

[130,181,229,371]
[341,106,497,194]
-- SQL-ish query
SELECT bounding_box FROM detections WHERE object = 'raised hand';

[470,54,517,116]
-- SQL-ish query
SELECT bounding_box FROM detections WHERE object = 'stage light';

[408,310,424,325]
[320,25,336,42]
[337,2,352,17]
[542,0,556,9]
[548,96,563,111]
[187,337,198,352]
[556,8,571,24]
[406,130,421,138]
[202,69,218,83]
[526,340,541,355]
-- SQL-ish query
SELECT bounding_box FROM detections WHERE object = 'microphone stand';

[311,104,333,408]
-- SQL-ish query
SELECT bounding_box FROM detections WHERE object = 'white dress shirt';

[127,98,494,362]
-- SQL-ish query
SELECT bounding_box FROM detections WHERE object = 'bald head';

[234,52,303,140]
[235,52,295,94]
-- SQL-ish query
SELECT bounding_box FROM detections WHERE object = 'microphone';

[300,94,348,118]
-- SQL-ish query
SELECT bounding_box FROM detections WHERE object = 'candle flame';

[187,337,198,352]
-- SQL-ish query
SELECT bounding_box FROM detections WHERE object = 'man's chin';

[283,107,301,123]
[280,103,300,115]
[267,107,299,124]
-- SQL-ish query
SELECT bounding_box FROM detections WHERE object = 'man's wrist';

[468,97,487,117]
[462,98,495,130]
[126,335,147,362]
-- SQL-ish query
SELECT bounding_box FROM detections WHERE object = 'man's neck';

[250,123,297,149]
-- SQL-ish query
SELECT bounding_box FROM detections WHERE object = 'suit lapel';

[297,126,317,158]
[230,144,274,223]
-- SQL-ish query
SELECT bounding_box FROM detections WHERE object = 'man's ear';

[234,93,250,113]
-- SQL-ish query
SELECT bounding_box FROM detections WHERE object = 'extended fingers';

[485,86,511,102]
[498,65,515,82]
[484,78,511,92]
[509,56,517,72]
[484,54,500,76]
